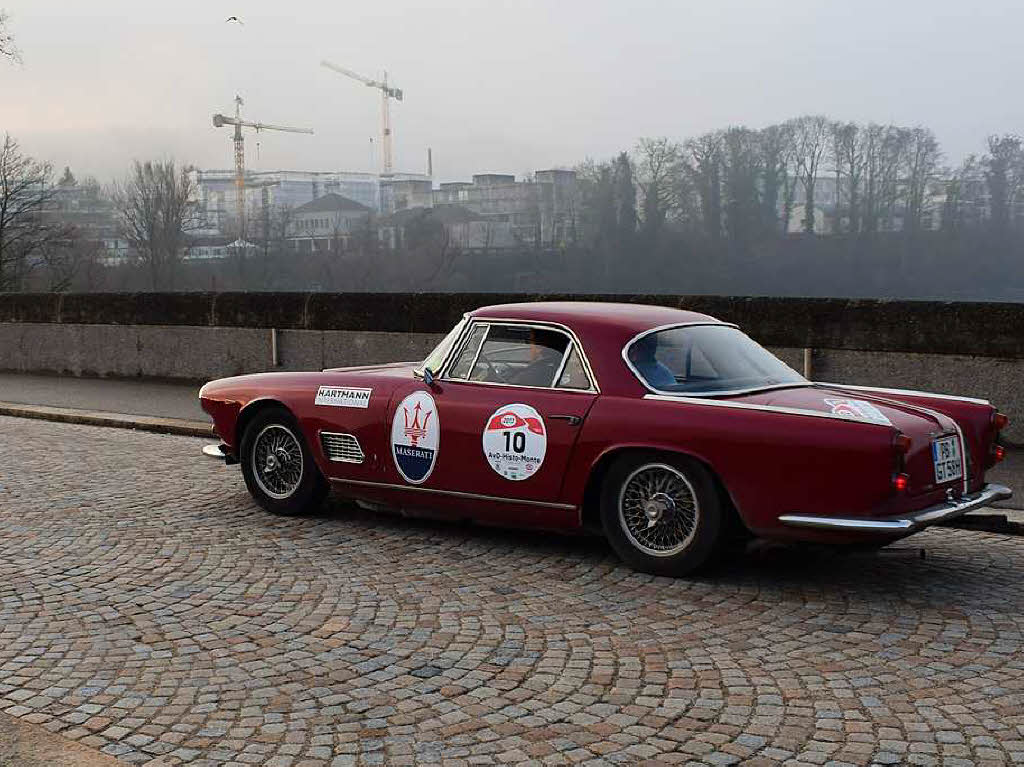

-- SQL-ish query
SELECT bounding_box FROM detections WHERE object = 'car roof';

[466,301,733,396]
[469,301,725,335]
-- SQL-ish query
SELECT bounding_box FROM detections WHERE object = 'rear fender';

[565,396,900,537]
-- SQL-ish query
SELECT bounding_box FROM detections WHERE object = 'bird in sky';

[225,16,244,25]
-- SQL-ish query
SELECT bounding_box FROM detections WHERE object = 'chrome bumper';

[779,483,1013,533]
[201,443,237,465]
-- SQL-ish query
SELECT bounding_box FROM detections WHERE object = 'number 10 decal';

[482,403,547,481]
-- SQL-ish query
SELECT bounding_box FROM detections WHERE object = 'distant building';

[189,169,431,235]
[44,179,129,265]
[287,193,372,254]
[385,169,581,248]
[380,178,434,214]
[188,166,577,252]
[379,203,520,252]
[182,235,239,261]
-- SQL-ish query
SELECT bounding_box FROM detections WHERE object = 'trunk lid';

[732,384,965,497]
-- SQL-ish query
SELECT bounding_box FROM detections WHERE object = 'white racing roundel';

[391,391,440,484]
[482,403,547,481]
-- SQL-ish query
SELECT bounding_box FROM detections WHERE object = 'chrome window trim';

[440,318,600,394]
[417,313,471,379]
[643,393,895,426]
[621,321,811,398]
[815,382,991,406]
[330,477,577,510]
[551,343,590,390]
[467,323,490,378]
[446,322,489,381]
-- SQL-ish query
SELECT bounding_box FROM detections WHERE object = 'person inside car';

[628,334,676,389]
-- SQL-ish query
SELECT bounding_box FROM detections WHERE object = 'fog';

[3,0,1024,181]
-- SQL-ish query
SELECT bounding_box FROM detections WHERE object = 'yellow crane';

[320,60,403,177]
[212,95,314,240]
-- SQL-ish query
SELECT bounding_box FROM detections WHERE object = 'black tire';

[239,407,327,516]
[599,451,723,577]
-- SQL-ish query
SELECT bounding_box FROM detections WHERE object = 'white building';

[190,169,431,234]
[287,193,372,253]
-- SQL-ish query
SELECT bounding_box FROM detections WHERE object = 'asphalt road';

[2,415,1024,765]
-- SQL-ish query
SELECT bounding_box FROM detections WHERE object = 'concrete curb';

[0,401,211,438]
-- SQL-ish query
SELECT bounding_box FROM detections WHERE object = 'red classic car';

[199,302,1012,576]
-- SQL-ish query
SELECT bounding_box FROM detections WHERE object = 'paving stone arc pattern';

[1,416,1023,767]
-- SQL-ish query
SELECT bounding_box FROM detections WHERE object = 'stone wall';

[1,292,1021,440]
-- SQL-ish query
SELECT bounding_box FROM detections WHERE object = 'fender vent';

[320,432,365,464]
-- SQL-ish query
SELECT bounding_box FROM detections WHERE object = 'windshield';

[626,324,807,394]
[422,317,467,373]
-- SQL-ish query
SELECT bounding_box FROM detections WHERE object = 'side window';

[556,345,592,390]
[447,324,488,380]
[468,326,569,387]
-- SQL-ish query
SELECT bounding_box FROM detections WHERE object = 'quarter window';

[447,324,488,379]
[556,346,592,390]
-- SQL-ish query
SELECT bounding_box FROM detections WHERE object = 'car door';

[428,321,598,505]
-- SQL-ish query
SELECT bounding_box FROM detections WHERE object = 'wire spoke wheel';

[251,423,305,500]
[618,462,700,557]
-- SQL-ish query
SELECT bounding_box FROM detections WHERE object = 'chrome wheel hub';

[619,463,700,557]
[251,424,304,500]
[643,492,675,528]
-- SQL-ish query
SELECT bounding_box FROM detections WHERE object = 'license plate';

[932,436,963,484]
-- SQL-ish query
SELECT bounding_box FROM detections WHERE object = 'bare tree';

[0,134,59,291]
[36,226,102,292]
[790,115,832,234]
[721,127,761,244]
[983,134,1024,232]
[683,132,723,240]
[112,160,198,290]
[860,124,906,233]
[903,127,941,232]
[0,9,20,64]
[830,122,865,233]
[634,137,682,233]
[758,123,793,235]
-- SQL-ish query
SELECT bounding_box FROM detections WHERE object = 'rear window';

[626,324,806,394]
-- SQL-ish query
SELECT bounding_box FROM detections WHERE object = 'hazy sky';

[3,0,1023,184]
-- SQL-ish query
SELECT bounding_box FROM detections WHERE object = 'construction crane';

[212,96,313,240]
[320,60,403,176]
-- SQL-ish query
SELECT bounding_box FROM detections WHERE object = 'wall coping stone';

[1,292,1022,359]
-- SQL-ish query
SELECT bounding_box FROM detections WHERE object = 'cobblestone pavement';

[1,416,1024,767]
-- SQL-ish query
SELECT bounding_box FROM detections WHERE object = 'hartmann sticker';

[315,386,372,409]
[482,403,547,481]
[824,398,892,426]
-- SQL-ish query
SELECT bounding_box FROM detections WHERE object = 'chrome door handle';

[549,415,582,426]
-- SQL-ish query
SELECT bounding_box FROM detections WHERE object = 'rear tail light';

[893,473,910,493]
[993,412,1010,431]
[893,434,912,454]
[992,444,1006,463]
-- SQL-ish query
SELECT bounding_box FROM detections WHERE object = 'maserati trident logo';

[403,401,432,446]
[391,391,440,484]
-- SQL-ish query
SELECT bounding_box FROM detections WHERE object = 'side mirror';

[413,366,437,386]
